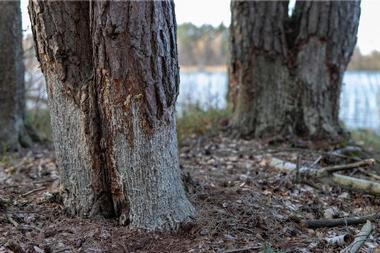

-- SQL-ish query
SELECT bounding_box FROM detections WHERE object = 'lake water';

[27,71,380,131]
[178,71,380,131]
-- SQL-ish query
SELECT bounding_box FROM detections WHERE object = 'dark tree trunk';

[0,0,31,151]
[229,1,360,142]
[29,0,195,230]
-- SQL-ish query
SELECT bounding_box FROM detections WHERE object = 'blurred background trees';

[229,1,360,142]
[0,0,32,151]
[177,23,380,72]
[7,1,380,150]
[177,23,228,68]
[348,48,380,71]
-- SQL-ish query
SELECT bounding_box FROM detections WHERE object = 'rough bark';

[29,0,195,230]
[229,1,360,141]
[0,0,31,151]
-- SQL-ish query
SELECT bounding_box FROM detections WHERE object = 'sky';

[21,0,380,55]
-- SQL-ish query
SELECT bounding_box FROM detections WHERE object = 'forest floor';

[1,134,380,253]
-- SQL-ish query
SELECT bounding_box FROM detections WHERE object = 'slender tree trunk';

[29,0,195,230]
[0,0,31,151]
[229,1,360,142]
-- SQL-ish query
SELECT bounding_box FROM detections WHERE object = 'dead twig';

[54,248,72,253]
[310,155,322,169]
[295,155,301,183]
[302,213,380,229]
[20,186,46,198]
[340,220,372,253]
[317,159,375,177]
[361,171,380,181]
[333,146,363,156]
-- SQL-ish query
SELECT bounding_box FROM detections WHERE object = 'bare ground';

[1,135,380,253]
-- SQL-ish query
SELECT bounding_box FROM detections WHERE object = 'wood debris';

[340,220,372,253]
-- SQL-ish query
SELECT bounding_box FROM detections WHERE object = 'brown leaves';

[1,136,380,252]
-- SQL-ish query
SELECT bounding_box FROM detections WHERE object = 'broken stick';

[317,159,375,177]
[266,157,310,173]
[266,157,375,178]
[325,234,353,246]
[332,173,380,195]
[302,213,380,229]
[362,171,380,181]
[20,186,46,198]
[340,220,372,253]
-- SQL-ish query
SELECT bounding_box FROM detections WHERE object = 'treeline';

[24,23,380,71]
[348,48,380,71]
[177,23,228,67]
[178,23,380,71]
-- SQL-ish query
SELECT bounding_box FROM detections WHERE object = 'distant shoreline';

[180,65,380,73]
[180,65,227,73]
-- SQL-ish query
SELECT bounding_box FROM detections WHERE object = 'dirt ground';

[1,135,380,253]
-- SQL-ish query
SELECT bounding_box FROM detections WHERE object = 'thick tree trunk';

[0,0,31,151]
[29,0,195,230]
[229,1,360,141]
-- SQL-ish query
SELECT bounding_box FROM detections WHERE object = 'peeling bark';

[229,1,360,141]
[29,0,195,230]
[0,0,30,151]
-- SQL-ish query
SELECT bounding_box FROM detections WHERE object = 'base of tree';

[2,134,379,251]
[229,120,350,149]
[0,124,37,152]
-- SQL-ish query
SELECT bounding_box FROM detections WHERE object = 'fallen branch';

[266,157,375,178]
[266,157,309,173]
[362,171,380,181]
[332,174,380,195]
[317,159,375,177]
[331,146,363,157]
[340,220,372,253]
[302,213,380,229]
[323,146,363,163]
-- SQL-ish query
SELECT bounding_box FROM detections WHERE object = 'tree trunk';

[0,0,31,151]
[29,0,195,230]
[229,1,360,141]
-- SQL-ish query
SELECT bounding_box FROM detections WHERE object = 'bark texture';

[0,0,30,151]
[29,0,195,230]
[229,1,360,141]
